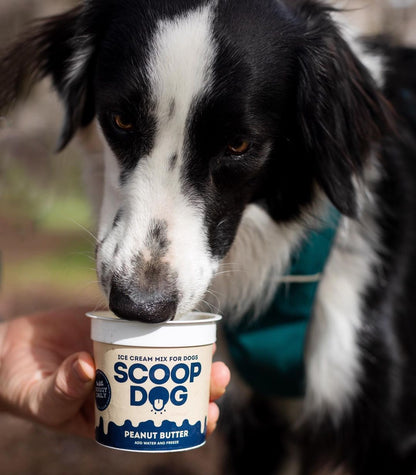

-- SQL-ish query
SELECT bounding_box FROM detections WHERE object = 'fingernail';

[74,359,95,383]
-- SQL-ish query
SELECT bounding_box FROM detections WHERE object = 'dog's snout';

[109,281,178,323]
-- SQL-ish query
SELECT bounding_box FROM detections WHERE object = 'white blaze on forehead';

[147,5,215,135]
[122,5,217,314]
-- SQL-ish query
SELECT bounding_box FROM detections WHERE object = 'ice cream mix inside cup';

[87,311,221,452]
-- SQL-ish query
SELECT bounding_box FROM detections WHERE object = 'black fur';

[294,4,393,217]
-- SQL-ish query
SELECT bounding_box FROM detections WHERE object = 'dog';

[2,0,416,473]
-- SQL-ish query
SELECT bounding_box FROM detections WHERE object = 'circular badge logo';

[95,369,111,411]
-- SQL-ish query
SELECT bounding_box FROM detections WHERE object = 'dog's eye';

[113,114,134,131]
[226,140,250,155]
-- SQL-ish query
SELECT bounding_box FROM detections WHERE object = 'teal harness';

[224,208,340,398]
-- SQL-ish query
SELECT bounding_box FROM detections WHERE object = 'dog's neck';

[205,194,337,322]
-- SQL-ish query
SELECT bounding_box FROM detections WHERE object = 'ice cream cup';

[86,311,221,453]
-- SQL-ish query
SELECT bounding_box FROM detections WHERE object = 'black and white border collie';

[2,0,416,472]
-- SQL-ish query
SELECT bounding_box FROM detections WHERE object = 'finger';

[206,402,220,436]
[34,352,95,427]
[209,361,231,401]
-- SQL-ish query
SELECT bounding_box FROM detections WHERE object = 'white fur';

[75,120,105,219]
[303,220,367,420]
[64,38,93,88]
[147,5,215,132]
[206,204,307,321]
[303,161,382,422]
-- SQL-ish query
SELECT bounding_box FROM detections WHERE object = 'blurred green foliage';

[1,147,97,290]
[0,150,91,232]
[8,238,96,286]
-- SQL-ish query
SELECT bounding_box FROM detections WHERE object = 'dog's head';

[0,0,392,322]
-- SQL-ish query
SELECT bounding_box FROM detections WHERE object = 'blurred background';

[0,0,415,474]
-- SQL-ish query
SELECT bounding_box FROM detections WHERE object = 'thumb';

[36,352,95,427]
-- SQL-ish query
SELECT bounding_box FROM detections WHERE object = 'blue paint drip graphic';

[96,417,207,451]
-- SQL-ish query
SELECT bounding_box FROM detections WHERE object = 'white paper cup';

[86,311,221,452]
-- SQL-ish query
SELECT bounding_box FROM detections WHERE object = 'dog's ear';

[0,6,96,151]
[295,5,393,217]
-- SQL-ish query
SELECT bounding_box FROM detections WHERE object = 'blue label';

[96,417,207,451]
[95,370,111,411]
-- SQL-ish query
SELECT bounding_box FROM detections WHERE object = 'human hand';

[0,308,230,438]
[0,308,95,437]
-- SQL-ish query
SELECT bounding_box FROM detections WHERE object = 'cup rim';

[86,310,222,326]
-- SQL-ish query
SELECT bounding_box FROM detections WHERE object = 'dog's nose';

[109,282,178,323]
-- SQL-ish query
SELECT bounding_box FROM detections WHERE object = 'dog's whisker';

[204,289,223,310]
[90,295,109,312]
[214,269,243,277]
[70,219,100,244]
[196,298,220,315]
[81,279,101,289]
